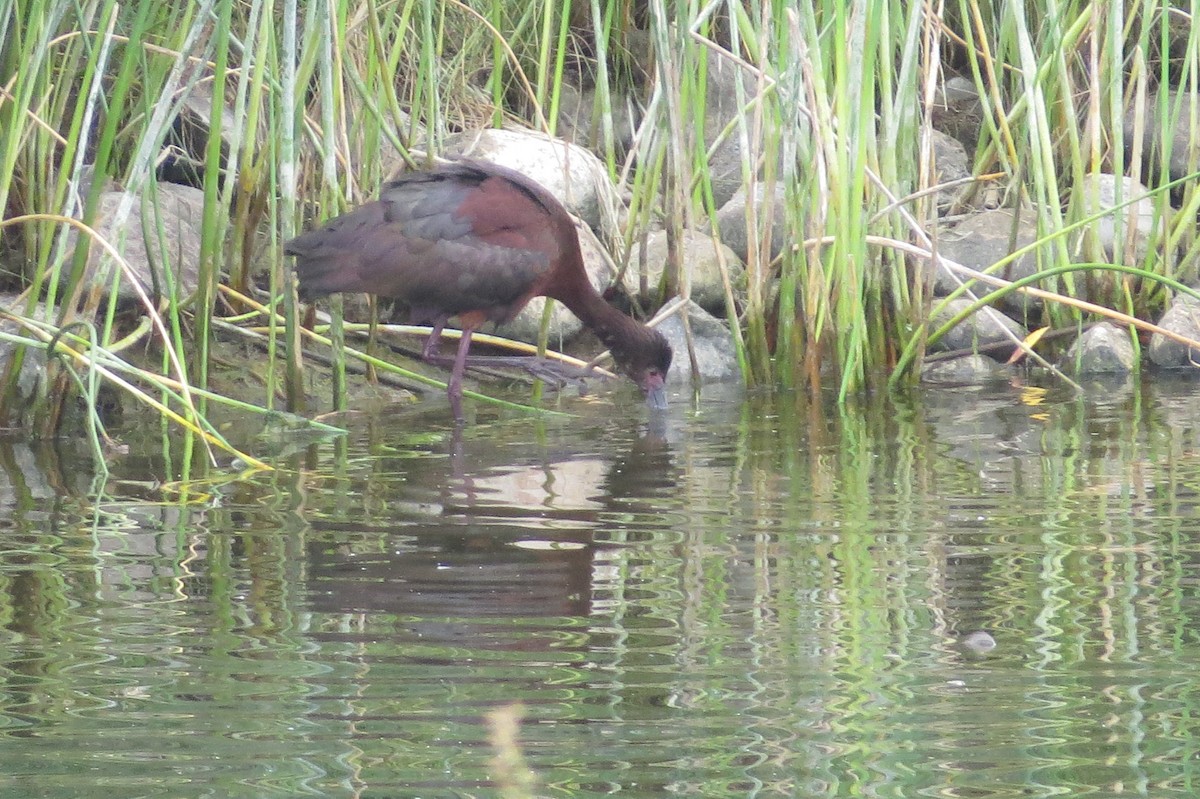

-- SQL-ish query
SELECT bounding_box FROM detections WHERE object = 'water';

[2,377,1200,798]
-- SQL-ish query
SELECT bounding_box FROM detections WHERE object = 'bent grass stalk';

[0,215,362,469]
[0,315,272,471]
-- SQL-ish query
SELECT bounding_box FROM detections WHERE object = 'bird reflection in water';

[304,415,676,651]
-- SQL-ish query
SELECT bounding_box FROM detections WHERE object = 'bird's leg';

[419,320,601,393]
[421,319,448,361]
[446,327,475,419]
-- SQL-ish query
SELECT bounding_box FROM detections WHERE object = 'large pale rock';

[716,182,787,266]
[625,228,741,313]
[0,298,50,427]
[935,208,1048,314]
[160,80,226,186]
[929,76,984,150]
[1075,173,1172,265]
[1062,322,1135,374]
[0,296,123,433]
[554,82,641,160]
[930,128,971,211]
[623,27,795,209]
[362,115,423,187]
[929,297,1027,352]
[921,353,1008,383]
[654,300,739,384]
[1123,88,1200,183]
[700,47,784,208]
[63,182,205,304]
[1148,293,1200,368]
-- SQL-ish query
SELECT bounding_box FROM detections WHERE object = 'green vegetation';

[1,0,1197,465]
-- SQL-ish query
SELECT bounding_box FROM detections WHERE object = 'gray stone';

[920,353,1008,383]
[930,129,971,211]
[554,82,641,160]
[689,44,806,209]
[700,48,763,208]
[930,76,984,150]
[365,113,423,187]
[929,297,1027,352]
[1062,322,1135,374]
[624,228,741,313]
[1148,293,1200,368]
[1074,173,1172,265]
[935,208,1047,314]
[64,182,205,304]
[159,79,227,186]
[654,300,739,384]
[0,297,124,433]
[715,182,787,266]
[0,301,48,427]
[1123,88,1200,183]
[66,164,119,207]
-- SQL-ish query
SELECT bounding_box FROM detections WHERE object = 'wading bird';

[287,159,671,416]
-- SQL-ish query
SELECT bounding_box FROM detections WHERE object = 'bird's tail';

[285,234,359,300]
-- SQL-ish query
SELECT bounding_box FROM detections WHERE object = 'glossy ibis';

[286,159,672,415]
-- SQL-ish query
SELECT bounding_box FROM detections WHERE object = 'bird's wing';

[370,170,557,320]
[288,165,559,322]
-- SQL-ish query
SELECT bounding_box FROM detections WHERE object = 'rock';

[960,630,997,654]
[63,182,205,305]
[920,353,1008,383]
[702,48,770,208]
[935,208,1047,314]
[1074,173,1172,265]
[929,297,1027,352]
[715,182,787,266]
[1148,293,1200,368]
[0,302,49,428]
[157,80,223,187]
[930,128,971,211]
[0,297,125,433]
[442,128,620,241]
[1062,322,1135,374]
[930,76,984,151]
[66,164,120,208]
[554,82,641,160]
[157,75,267,189]
[625,228,741,313]
[654,300,740,384]
[364,113,424,187]
[0,438,97,510]
[1123,88,1200,184]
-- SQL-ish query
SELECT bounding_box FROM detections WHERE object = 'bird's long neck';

[562,284,651,355]
[543,232,660,367]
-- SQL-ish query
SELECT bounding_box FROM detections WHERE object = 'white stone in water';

[960,630,997,653]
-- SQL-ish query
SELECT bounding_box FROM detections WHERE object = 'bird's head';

[618,328,672,410]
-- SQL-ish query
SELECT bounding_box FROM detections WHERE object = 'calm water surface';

[2,377,1200,798]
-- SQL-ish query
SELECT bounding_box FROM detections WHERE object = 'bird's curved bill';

[642,376,668,410]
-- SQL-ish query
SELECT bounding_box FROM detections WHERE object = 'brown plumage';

[286,159,671,415]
